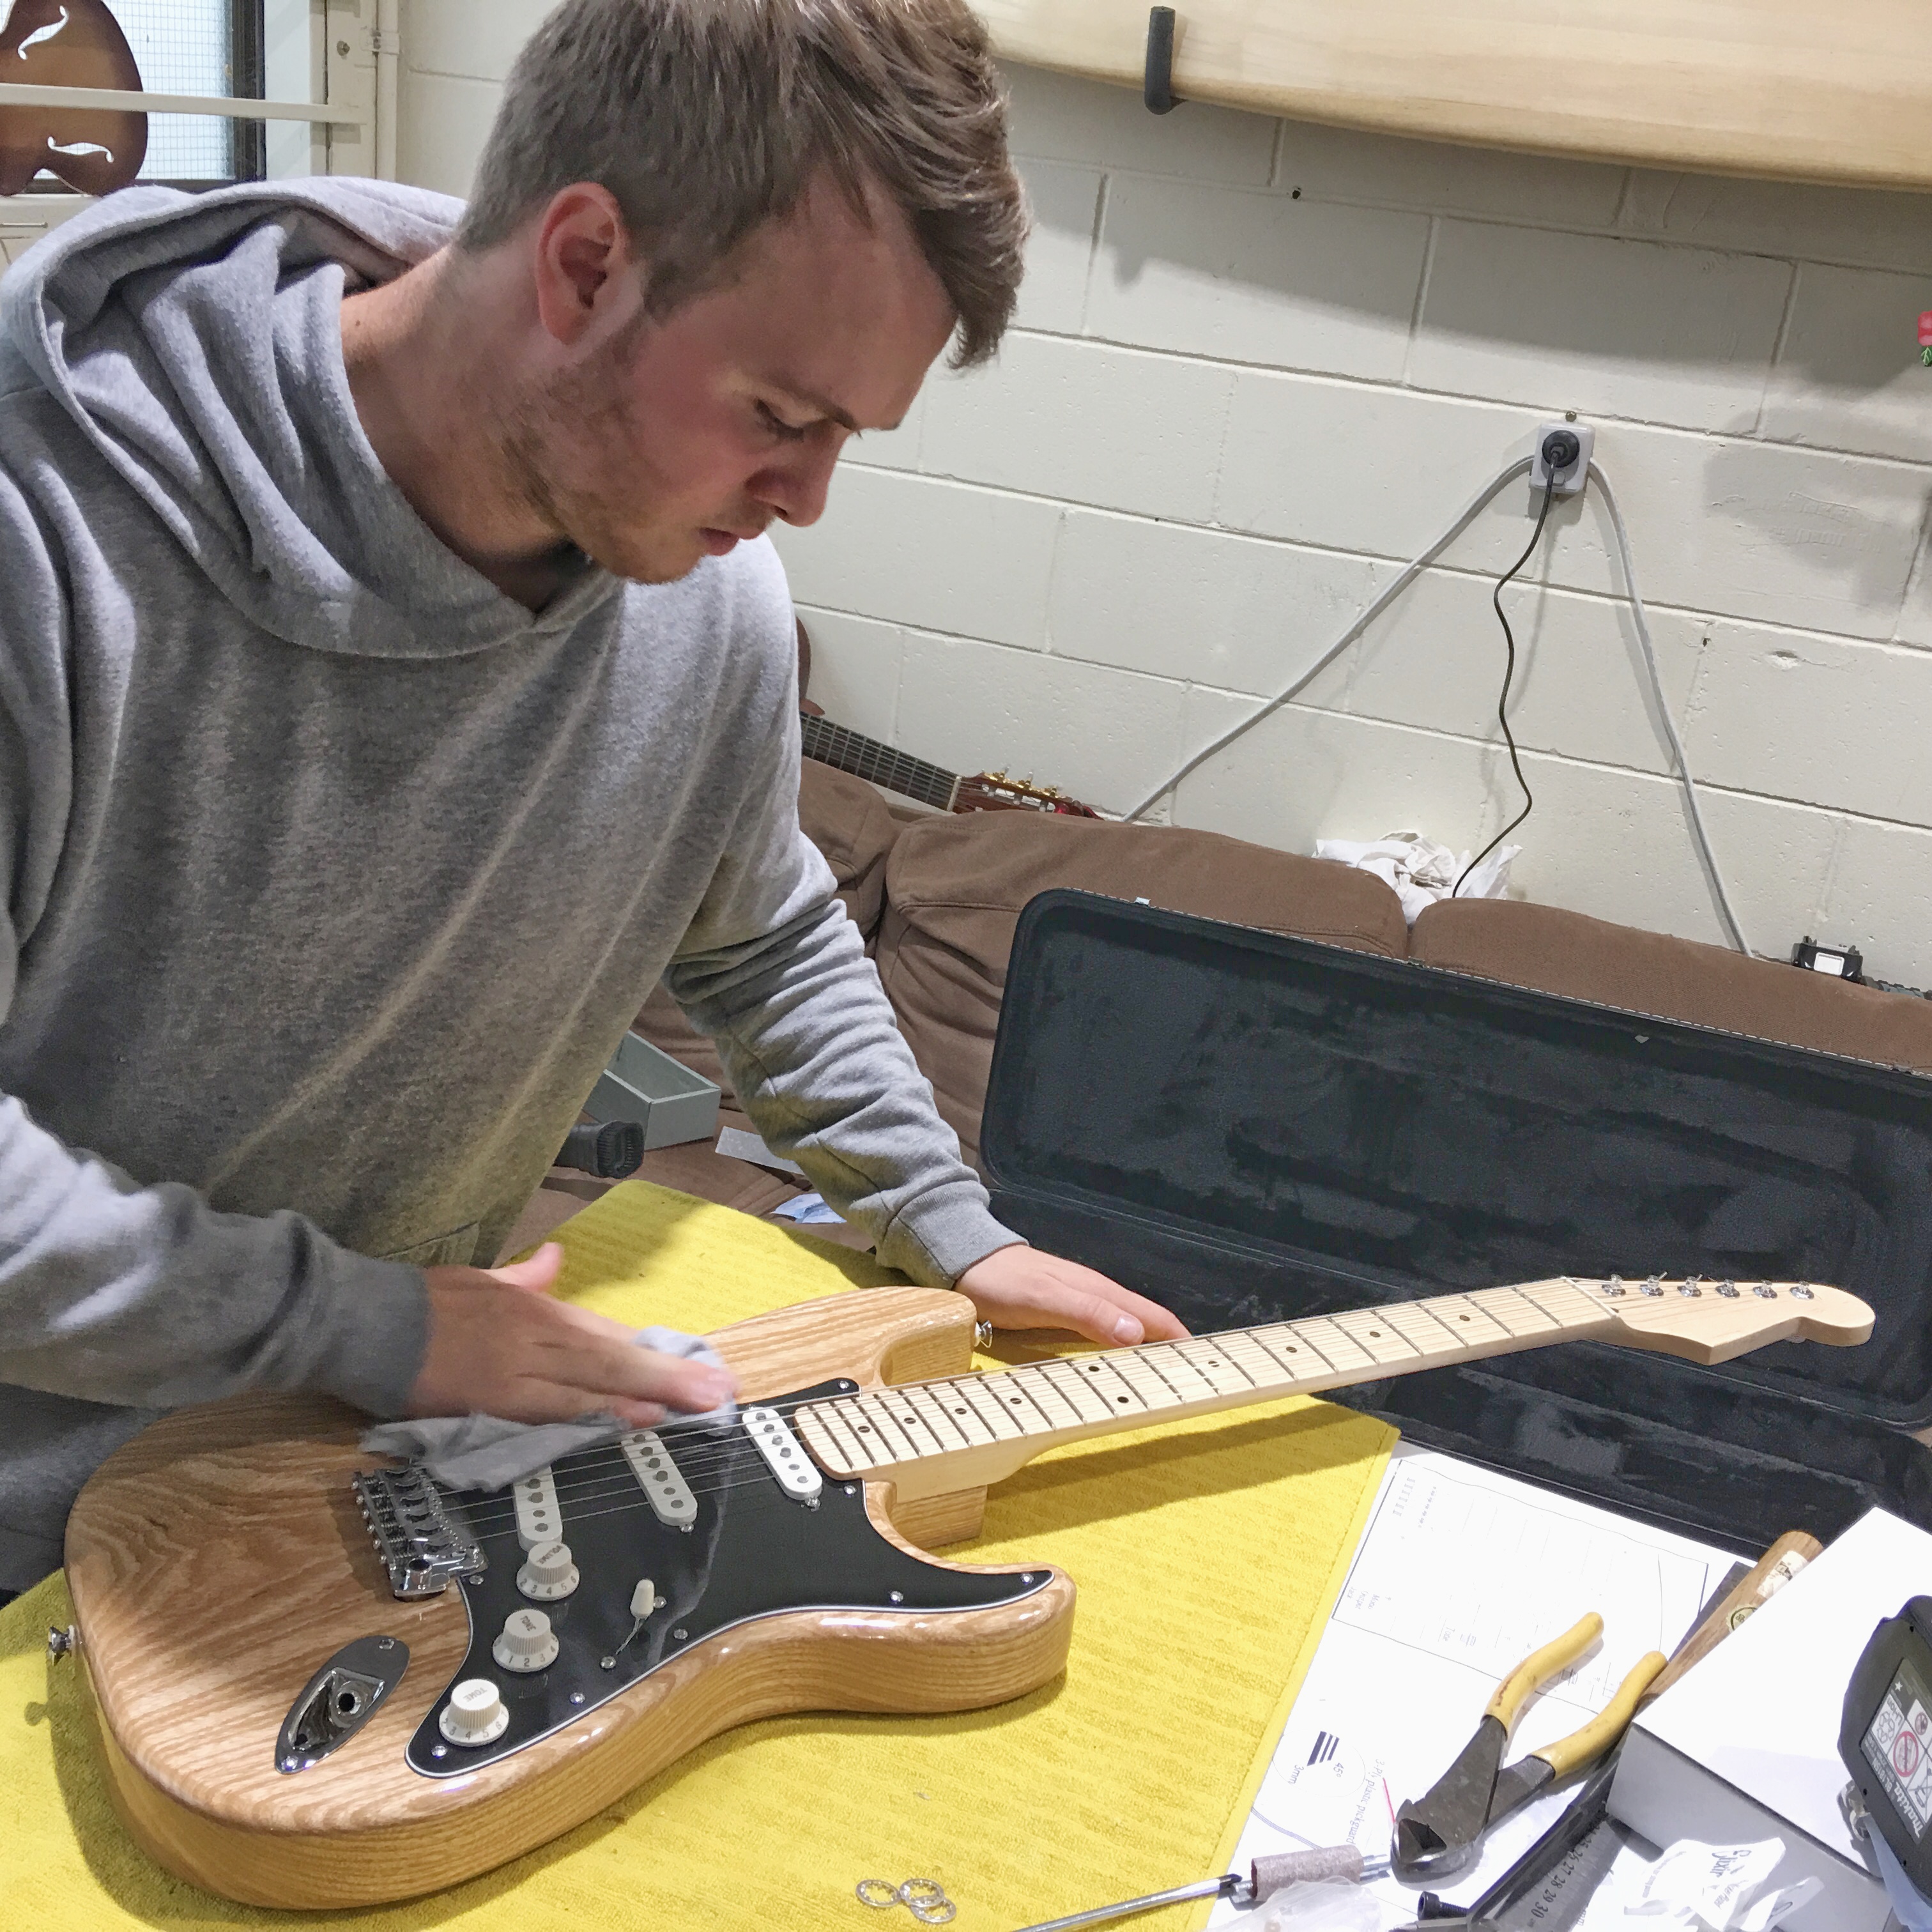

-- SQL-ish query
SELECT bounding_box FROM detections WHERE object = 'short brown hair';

[457,0,1027,367]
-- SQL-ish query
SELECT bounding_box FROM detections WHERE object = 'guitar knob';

[438,1678,509,1747]
[517,1538,579,1600]
[492,1607,560,1675]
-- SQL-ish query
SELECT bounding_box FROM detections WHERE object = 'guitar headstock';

[1576,1275,1873,1364]
[954,772,1101,818]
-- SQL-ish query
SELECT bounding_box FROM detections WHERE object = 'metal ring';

[910,1902,957,1926]
[898,1878,949,1906]
[856,1879,901,1908]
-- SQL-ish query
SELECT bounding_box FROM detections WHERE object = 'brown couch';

[511,765,1932,1258]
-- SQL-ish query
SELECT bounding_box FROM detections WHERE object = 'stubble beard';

[497,330,701,587]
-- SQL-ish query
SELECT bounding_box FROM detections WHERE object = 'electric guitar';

[61,1272,1870,1908]
[0,0,147,197]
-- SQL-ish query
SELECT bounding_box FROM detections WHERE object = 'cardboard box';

[1609,1509,1932,1930]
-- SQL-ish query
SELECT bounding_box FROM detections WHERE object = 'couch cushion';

[631,759,908,1100]
[1410,898,1932,1072]
[875,815,1411,1170]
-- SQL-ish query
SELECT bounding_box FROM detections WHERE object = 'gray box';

[585,1031,721,1151]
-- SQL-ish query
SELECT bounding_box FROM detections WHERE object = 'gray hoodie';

[0,179,1015,1590]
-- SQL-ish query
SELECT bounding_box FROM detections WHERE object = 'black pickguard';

[406,1379,1047,1775]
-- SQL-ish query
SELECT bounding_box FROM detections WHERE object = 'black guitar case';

[980,890,1932,1554]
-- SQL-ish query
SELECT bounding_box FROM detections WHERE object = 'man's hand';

[955,1244,1189,1346]
[406,1243,737,1427]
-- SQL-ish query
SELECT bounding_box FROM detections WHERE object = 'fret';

[1468,1285,1563,1335]
[922,1380,997,1447]
[1328,1307,1422,1368]
[793,1404,859,1475]
[1010,1364,1084,1429]
[1173,1337,1259,1397]
[816,1398,887,1472]
[1037,1359,1114,1423]
[1522,1278,1604,1325]
[1415,1294,1515,1345]
[1064,1354,1151,1416]
[882,1386,962,1455]
[1378,1299,1469,1354]
[847,1390,925,1462]
[978,1372,1059,1435]
[1109,1351,1190,1411]
[1280,1317,1376,1374]
[1248,1323,1328,1377]
[901,1383,976,1451]
[1134,1342,1219,1404]
[1218,1332,1302,1389]
[954,1376,1029,1441]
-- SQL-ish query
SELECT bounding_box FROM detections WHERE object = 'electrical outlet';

[1531,420,1593,496]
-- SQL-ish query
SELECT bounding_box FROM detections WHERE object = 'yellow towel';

[0,1182,1395,1930]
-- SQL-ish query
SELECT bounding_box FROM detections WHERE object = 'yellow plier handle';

[1531,1650,1667,1777]
[1484,1613,1604,1731]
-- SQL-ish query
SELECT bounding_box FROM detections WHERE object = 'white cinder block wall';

[397,1,1932,981]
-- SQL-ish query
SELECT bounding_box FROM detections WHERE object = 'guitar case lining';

[980,891,1932,1553]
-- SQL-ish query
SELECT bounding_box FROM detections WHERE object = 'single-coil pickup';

[621,1430,697,1527]
[512,1467,563,1549]
[744,1406,822,1501]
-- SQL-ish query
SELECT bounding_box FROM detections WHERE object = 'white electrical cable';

[1588,459,1750,956]
[1121,450,1752,958]
[1121,456,1531,823]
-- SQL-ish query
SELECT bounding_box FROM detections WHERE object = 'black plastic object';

[557,1119,645,1179]
[979,891,1932,1553]
[1840,1595,1932,1897]
[1144,6,1180,114]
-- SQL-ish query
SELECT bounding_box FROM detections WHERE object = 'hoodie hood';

[0,178,618,657]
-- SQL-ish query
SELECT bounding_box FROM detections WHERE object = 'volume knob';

[517,1538,579,1600]
[438,1678,509,1747]
[493,1607,560,1675]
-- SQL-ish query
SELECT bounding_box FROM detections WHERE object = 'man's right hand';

[406,1242,737,1427]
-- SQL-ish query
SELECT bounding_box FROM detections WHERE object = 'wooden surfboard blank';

[977,0,1932,191]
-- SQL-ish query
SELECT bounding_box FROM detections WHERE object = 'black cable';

[1455,472,1558,898]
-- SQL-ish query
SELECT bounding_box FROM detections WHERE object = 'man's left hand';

[955,1244,1189,1346]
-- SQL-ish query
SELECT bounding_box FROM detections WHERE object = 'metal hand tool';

[1393,1613,1665,1883]
[1008,1844,1391,1932]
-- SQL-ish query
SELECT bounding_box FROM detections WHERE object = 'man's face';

[508,180,958,585]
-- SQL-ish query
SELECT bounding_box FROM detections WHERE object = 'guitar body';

[65,1287,1074,1909]
[0,0,147,197]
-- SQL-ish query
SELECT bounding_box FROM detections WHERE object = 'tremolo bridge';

[353,1466,484,1599]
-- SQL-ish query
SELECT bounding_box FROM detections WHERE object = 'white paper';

[1208,1447,1735,1928]
[1312,829,1519,926]
[769,1192,846,1225]
[715,1123,806,1177]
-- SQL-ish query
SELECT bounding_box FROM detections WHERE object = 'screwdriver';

[1009,1845,1392,1932]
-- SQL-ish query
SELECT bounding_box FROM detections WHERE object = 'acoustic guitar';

[801,709,1100,817]
[60,1271,1869,1907]
[0,0,146,197]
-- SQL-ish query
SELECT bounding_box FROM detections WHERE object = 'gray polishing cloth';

[358,1325,735,1490]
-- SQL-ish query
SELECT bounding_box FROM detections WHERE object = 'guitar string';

[436,1285,1622,1524]
[447,1288,1623,1531]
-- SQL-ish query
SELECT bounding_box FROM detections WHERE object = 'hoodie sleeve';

[662,608,1023,1287]
[0,436,428,1415]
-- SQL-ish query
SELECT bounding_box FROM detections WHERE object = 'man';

[0,0,1185,1600]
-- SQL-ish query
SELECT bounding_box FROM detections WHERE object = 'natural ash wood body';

[65,1287,1073,1910]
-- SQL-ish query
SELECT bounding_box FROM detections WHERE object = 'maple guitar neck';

[793,1275,1873,1503]
[799,711,960,810]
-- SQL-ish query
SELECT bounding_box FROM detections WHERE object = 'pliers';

[1392,1613,1665,1883]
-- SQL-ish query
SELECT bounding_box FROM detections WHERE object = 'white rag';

[358,1324,736,1491]
[1314,829,1518,926]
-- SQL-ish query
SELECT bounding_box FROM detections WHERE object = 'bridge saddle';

[351,1467,484,1600]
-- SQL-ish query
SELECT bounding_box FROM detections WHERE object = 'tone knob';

[517,1538,579,1600]
[493,1607,560,1675]
[438,1678,509,1747]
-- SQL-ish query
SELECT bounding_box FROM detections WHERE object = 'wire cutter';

[1392,1613,1666,1883]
